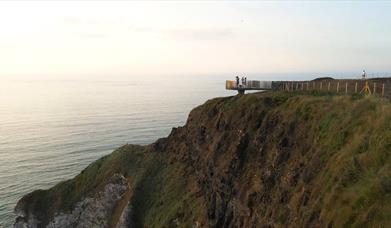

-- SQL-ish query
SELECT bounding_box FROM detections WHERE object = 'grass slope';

[216,91,390,227]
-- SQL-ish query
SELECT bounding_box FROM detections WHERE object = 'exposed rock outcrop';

[15,174,131,228]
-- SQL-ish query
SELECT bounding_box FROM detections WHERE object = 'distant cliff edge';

[15,91,391,227]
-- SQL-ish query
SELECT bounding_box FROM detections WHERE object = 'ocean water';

[0,75,235,227]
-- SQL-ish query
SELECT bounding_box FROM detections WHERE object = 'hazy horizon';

[1,1,391,78]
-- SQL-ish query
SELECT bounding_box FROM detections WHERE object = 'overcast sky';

[1,1,391,78]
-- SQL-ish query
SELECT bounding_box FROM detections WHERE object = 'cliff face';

[15,92,391,228]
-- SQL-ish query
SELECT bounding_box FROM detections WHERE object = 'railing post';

[328,82,330,91]
[345,82,348,94]
[373,82,376,95]
[382,83,385,96]
[355,82,358,93]
[337,82,339,93]
[320,82,323,90]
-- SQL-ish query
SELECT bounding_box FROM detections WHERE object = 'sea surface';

[0,75,238,227]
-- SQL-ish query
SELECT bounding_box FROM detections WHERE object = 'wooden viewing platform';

[226,80,272,94]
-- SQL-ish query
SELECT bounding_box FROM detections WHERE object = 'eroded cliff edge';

[15,92,391,227]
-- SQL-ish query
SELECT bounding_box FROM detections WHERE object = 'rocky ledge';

[15,174,132,228]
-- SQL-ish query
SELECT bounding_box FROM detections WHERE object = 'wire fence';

[274,78,391,99]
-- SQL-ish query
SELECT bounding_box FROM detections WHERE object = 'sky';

[1,1,391,78]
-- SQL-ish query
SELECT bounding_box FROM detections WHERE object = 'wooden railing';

[272,79,391,98]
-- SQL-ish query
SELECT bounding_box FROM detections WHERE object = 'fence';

[272,78,391,99]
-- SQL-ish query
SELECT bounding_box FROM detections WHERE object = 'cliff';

[15,91,391,227]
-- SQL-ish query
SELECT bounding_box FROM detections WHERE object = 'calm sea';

[0,75,236,227]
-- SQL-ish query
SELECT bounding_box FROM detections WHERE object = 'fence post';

[320,82,323,90]
[355,82,358,93]
[302,82,304,90]
[337,82,339,93]
[373,82,376,95]
[345,82,348,94]
[328,82,330,91]
[296,83,299,90]
[307,82,309,90]
[382,83,385,96]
